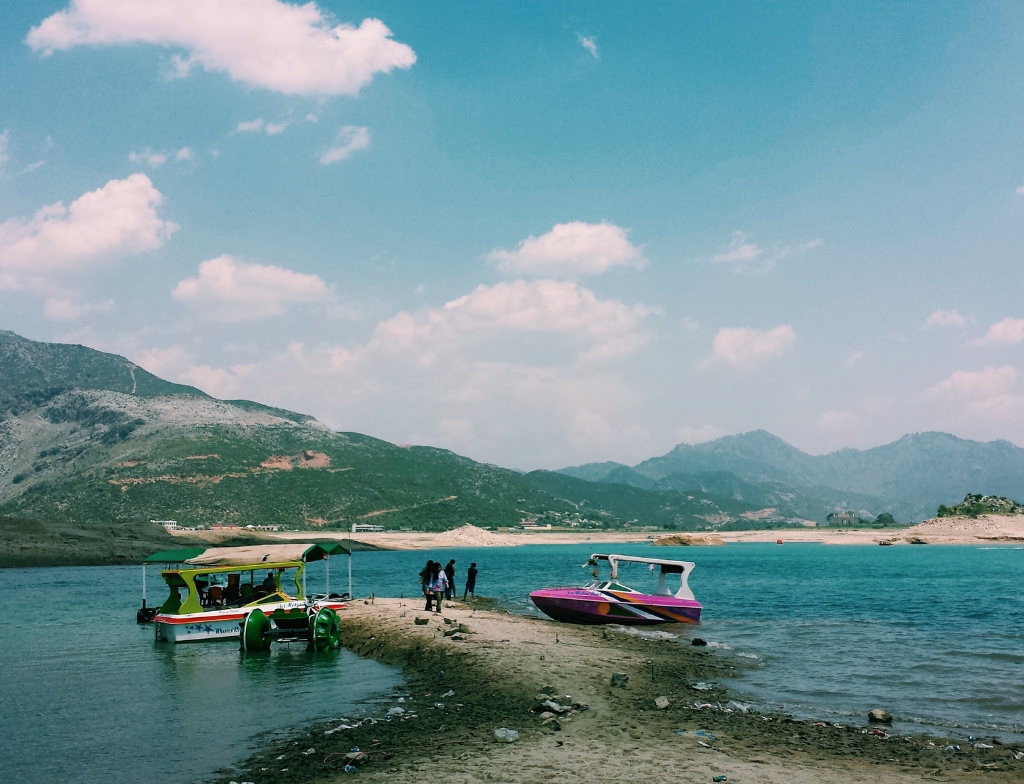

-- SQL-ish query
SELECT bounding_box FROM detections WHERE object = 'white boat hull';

[154,600,346,643]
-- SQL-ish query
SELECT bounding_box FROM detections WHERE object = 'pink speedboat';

[530,553,701,625]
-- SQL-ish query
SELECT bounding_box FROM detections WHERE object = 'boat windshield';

[584,580,636,592]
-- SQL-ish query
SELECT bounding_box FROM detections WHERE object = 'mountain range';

[2,327,1021,566]
[559,429,1024,522]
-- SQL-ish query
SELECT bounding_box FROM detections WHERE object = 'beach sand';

[222,598,1022,784]
[218,516,1024,550]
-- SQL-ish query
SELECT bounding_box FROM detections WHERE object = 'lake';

[2,542,1021,782]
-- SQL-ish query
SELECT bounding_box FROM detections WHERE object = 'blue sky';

[2,1,1024,469]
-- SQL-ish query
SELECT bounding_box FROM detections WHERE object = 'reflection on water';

[0,565,401,784]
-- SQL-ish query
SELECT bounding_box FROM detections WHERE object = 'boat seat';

[207,585,223,606]
[240,583,254,598]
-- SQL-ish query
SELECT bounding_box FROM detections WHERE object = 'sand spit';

[221,598,1022,784]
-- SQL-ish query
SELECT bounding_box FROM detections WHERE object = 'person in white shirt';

[432,562,448,613]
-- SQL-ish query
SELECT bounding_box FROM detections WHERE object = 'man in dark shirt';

[464,562,478,599]
[443,560,456,600]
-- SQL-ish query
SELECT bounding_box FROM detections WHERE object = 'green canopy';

[143,547,207,564]
[319,542,351,557]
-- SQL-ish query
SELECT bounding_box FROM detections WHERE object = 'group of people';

[418,558,478,612]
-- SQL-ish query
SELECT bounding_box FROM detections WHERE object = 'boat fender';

[241,609,272,652]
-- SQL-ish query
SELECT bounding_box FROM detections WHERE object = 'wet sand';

[220,598,1023,784]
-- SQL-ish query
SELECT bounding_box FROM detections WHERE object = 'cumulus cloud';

[974,317,1024,347]
[43,297,113,320]
[924,309,965,328]
[264,120,290,135]
[488,222,646,278]
[236,118,265,133]
[710,231,821,273]
[175,147,193,161]
[27,0,416,96]
[711,325,795,370]
[128,149,167,167]
[0,173,177,290]
[320,125,370,163]
[927,366,1023,417]
[373,279,650,363]
[578,35,598,59]
[172,255,334,320]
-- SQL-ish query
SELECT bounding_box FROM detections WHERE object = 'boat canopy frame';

[587,553,696,600]
[159,559,307,615]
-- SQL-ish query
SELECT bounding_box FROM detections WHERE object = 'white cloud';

[845,350,866,367]
[711,325,796,370]
[128,148,167,167]
[373,279,650,363]
[172,255,334,321]
[924,309,965,328]
[1017,184,1024,195]
[27,0,416,96]
[175,147,193,161]
[264,120,290,135]
[320,125,370,164]
[23,160,45,173]
[236,118,265,133]
[975,317,1024,347]
[488,221,646,278]
[927,366,1023,417]
[43,297,113,320]
[0,130,9,169]
[0,173,177,290]
[578,35,598,59]
[710,231,821,273]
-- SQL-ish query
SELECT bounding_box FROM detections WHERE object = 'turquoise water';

[354,542,1024,740]
[0,565,402,784]
[2,543,1021,783]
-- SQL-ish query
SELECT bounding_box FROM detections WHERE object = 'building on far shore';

[352,523,385,533]
[823,511,859,526]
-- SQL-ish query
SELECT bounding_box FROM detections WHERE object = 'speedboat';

[149,543,349,646]
[530,553,701,625]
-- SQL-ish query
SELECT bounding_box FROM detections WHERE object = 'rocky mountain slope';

[561,430,1024,521]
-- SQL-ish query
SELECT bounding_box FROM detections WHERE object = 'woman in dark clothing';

[419,560,435,611]
[444,559,456,601]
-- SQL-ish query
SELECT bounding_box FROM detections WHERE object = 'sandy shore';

[220,598,1022,784]
[169,515,1024,554]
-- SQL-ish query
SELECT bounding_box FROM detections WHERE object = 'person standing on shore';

[444,559,456,601]
[432,562,448,613]
[419,560,435,611]
[464,562,478,599]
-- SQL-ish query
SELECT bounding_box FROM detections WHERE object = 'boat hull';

[530,588,700,626]
[154,600,346,643]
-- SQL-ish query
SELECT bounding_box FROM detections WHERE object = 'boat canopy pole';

[142,563,147,607]
[326,555,330,596]
[348,552,352,600]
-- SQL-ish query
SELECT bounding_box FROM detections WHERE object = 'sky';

[2,1,1024,470]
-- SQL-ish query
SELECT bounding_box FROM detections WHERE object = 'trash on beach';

[343,764,356,773]
[713,776,728,782]
[414,617,429,625]
[494,727,520,743]
[692,702,713,709]
[302,748,316,756]
[435,702,445,709]
[655,696,671,710]
[692,681,713,691]
[725,700,750,713]
[697,740,711,748]
[441,690,455,698]
[974,742,994,749]
[611,673,629,687]
[386,707,405,716]
[1013,751,1024,760]
[695,730,716,740]
[943,744,960,751]
[543,717,562,730]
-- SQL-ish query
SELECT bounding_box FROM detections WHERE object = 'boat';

[529,553,701,625]
[879,539,894,546]
[150,543,350,647]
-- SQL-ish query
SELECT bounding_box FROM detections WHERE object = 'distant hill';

[0,330,777,554]
[560,429,1024,521]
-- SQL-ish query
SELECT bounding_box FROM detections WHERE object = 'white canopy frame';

[588,553,696,600]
